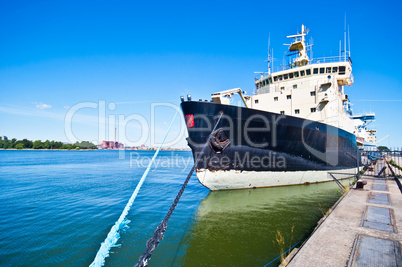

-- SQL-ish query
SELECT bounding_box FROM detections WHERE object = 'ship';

[181,25,365,190]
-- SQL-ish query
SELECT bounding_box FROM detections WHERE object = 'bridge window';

[274,76,278,82]
[313,68,318,74]
[339,66,346,75]
[332,67,338,73]
[306,69,311,75]
[300,70,305,76]
[278,75,283,81]
[320,68,325,74]
[284,74,288,80]
[289,72,294,79]
[326,67,331,73]
[293,71,299,78]
[269,77,272,83]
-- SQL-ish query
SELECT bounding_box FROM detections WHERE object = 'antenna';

[268,34,271,75]
[309,36,314,60]
[344,13,347,61]
[348,25,351,58]
[282,52,286,70]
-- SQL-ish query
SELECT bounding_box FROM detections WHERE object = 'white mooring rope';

[89,111,179,267]
[134,112,223,267]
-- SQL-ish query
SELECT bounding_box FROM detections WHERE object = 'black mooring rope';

[134,112,223,267]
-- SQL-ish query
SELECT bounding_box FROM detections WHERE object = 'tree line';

[0,137,96,150]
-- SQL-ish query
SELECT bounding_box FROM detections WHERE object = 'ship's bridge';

[255,60,353,93]
[255,24,353,93]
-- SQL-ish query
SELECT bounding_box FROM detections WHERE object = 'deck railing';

[258,52,352,79]
[310,54,351,64]
[361,148,402,178]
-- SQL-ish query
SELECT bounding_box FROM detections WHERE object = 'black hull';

[181,101,359,174]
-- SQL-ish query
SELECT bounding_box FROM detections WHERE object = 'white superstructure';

[212,25,355,134]
[248,25,354,133]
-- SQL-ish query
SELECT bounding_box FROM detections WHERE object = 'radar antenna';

[285,24,310,67]
[267,34,272,74]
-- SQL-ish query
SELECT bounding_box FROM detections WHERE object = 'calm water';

[0,150,344,266]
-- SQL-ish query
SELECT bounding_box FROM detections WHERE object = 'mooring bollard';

[356,180,367,189]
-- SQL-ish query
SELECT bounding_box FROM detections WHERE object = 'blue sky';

[1,0,401,148]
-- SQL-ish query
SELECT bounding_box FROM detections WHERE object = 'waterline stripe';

[89,111,179,267]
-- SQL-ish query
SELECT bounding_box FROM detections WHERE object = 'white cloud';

[36,103,52,110]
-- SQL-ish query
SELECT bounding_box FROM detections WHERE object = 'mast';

[344,15,347,61]
[268,34,271,75]
[286,24,309,67]
[348,25,351,58]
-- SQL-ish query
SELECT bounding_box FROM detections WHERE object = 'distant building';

[0,136,8,140]
[101,141,124,149]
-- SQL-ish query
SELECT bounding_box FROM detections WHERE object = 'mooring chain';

[134,112,223,267]
[89,111,179,267]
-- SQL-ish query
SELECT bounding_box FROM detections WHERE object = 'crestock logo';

[64,101,186,160]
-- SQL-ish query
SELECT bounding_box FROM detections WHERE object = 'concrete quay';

[287,175,402,267]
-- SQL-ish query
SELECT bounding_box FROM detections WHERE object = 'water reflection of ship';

[178,182,351,266]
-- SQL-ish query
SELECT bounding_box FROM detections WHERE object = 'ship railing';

[256,52,351,79]
[310,53,351,65]
[361,148,402,184]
